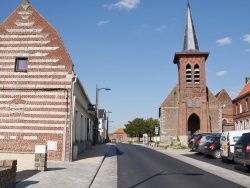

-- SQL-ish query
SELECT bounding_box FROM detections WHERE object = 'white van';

[220,129,250,160]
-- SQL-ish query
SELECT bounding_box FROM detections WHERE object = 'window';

[80,114,83,141]
[239,103,242,113]
[186,64,192,84]
[194,64,200,84]
[246,99,249,111]
[15,57,28,72]
[195,98,200,107]
[187,99,192,107]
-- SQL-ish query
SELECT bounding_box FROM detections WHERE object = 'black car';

[202,136,221,159]
[234,132,250,169]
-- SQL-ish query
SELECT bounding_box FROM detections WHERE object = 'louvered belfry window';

[186,64,192,84]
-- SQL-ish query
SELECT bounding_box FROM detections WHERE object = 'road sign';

[155,127,159,135]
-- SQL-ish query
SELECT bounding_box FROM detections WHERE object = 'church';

[159,3,234,146]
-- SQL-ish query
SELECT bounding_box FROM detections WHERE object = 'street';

[115,143,245,188]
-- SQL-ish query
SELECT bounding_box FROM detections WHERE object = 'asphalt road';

[116,143,245,188]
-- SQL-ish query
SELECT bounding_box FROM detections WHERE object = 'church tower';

[160,3,223,145]
[173,3,210,137]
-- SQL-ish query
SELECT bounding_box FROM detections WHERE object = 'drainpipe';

[69,75,77,161]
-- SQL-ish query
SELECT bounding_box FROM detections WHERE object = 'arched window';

[194,64,200,84]
[186,64,192,84]
[187,99,192,107]
[195,98,200,107]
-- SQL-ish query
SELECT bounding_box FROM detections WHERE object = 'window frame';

[15,57,28,72]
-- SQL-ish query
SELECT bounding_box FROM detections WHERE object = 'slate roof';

[183,2,199,52]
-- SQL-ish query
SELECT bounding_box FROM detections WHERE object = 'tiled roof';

[237,80,250,98]
[113,128,125,134]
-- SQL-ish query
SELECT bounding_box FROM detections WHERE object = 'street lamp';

[94,84,111,145]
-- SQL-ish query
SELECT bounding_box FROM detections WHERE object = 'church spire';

[183,2,199,52]
[22,0,30,10]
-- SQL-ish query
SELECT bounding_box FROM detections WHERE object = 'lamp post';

[94,84,111,145]
[106,111,112,142]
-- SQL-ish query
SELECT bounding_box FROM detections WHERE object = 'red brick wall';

[0,3,73,161]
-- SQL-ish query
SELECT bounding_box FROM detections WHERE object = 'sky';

[1,0,250,133]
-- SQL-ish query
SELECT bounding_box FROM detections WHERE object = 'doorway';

[188,113,200,135]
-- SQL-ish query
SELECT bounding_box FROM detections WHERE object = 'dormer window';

[186,64,192,84]
[194,64,200,84]
[15,57,28,72]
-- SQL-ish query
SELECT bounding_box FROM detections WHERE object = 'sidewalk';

[15,144,110,188]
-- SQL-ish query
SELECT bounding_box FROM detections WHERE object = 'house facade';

[98,109,107,143]
[159,3,233,146]
[0,0,95,161]
[233,77,250,130]
[110,128,129,143]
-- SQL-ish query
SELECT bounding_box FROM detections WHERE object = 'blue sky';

[1,0,250,133]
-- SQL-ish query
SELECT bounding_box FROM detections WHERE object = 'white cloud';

[216,37,232,46]
[103,0,140,10]
[97,20,110,26]
[243,34,250,43]
[155,25,167,32]
[216,71,226,76]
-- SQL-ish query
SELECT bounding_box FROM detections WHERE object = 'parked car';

[202,136,221,159]
[234,132,250,169]
[194,133,221,153]
[220,129,250,161]
[188,133,211,151]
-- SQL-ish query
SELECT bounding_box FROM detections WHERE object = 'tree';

[145,118,160,141]
[124,117,159,141]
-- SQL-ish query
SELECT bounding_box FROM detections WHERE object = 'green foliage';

[177,136,180,142]
[124,117,159,138]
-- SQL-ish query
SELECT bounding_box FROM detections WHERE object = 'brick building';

[159,3,233,146]
[110,128,129,143]
[233,77,250,130]
[0,0,95,161]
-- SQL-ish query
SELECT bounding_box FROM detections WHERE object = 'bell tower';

[173,3,210,136]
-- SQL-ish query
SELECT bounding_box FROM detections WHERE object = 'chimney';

[246,77,250,84]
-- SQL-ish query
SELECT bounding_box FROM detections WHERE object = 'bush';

[177,136,180,142]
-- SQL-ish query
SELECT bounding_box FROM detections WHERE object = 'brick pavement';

[15,144,110,188]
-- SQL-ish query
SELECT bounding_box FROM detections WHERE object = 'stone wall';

[0,160,17,188]
[34,145,47,171]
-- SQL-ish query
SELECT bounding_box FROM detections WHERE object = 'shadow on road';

[129,171,204,188]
